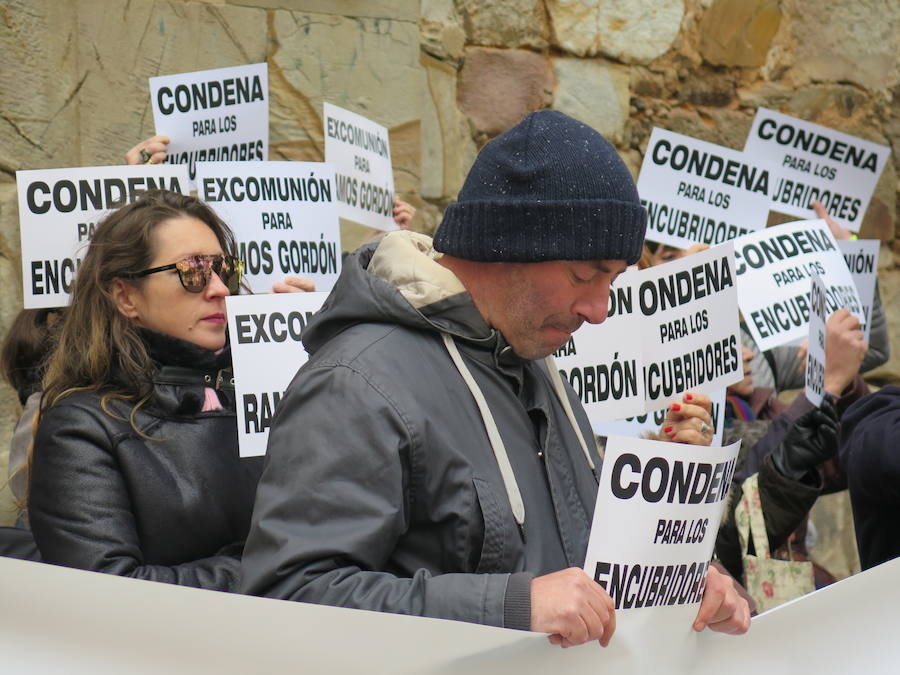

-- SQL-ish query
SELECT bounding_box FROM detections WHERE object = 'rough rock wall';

[0,0,898,523]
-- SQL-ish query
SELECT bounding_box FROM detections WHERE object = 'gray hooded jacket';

[240,232,602,630]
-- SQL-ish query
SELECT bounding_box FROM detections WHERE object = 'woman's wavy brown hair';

[39,189,238,422]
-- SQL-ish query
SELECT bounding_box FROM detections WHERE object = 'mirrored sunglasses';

[124,254,244,294]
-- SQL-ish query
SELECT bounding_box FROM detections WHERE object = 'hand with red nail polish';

[657,392,713,445]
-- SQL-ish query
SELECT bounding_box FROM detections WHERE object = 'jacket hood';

[303,231,499,355]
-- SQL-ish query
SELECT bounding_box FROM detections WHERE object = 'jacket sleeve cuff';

[503,571,534,631]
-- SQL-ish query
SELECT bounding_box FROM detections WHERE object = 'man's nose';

[574,287,610,325]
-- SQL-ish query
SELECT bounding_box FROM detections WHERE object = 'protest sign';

[637,244,742,410]
[554,272,646,425]
[150,63,268,184]
[744,108,890,232]
[197,162,340,293]
[594,389,726,448]
[638,128,772,250]
[733,219,864,352]
[837,238,879,342]
[584,436,741,606]
[226,291,327,457]
[323,102,396,232]
[16,165,190,309]
[805,275,827,406]
[556,245,740,431]
[583,435,741,669]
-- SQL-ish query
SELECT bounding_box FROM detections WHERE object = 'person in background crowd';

[716,310,868,586]
[640,228,870,597]
[839,381,900,570]
[1,308,62,506]
[26,190,261,589]
[241,111,749,647]
[125,134,417,229]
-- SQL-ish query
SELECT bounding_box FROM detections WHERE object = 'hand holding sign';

[769,398,840,483]
[660,392,714,445]
[392,197,416,229]
[692,565,750,634]
[125,135,171,166]
[531,567,617,648]
[811,200,853,241]
[271,276,316,293]
[824,309,866,396]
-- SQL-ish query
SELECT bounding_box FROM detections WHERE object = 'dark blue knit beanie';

[434,110,647,265]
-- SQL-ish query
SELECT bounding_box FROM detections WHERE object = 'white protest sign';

[324,102,396,232]
[584,435,741,666]
[805,275,827,407]
[595,389,726,448]
[16,165,190,309]
[744,108,890,232]
[226,291,327,457]
[150,63,268,184]
[556,246,740,430]
[197,162,340,293]
[554,271,645,424]
[838,238,879,342]
[638,244,742,411]
[638,128,772,249]
[733,219,864,352]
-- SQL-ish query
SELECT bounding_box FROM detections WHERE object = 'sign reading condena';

[554,245,742,431]
[733,219,864,352]
[16,165,190,309]
[744,108,890,232]
[584,435,741,612]
[150,63,269,185]
[638,128,772,250]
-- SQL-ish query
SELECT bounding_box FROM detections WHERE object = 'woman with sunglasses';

[27,190,261,590]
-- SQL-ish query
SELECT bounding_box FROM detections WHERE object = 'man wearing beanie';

[242,110,749,645]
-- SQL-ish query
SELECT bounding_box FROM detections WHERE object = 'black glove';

[770,396,839,482]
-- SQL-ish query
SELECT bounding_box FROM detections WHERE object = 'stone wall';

[0,0,898,523]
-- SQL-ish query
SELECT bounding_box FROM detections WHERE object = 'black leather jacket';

[29,331,263,591]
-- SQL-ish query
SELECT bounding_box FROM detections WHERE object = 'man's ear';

[110,278,141,320]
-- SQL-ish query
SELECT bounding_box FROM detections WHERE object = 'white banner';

[554,275,646,424]
[638,128,772,249]
[837,238,879,342]
[324,102,396,231]
[16,165,190,309]
[805,275,827,407]
[226,292,327,457]
[744,108,890,232]
[197,162,340,294]
[584,435,741,672]
[150,63,269,184]
[733,219,864,352]
[3,551,900,673]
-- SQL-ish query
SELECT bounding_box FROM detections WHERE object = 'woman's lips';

[202,313,226,324]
